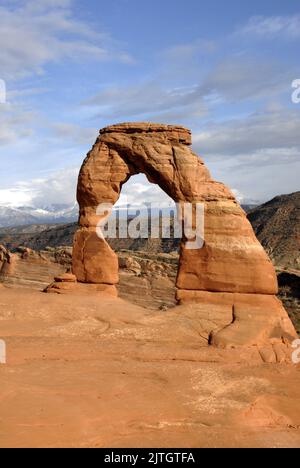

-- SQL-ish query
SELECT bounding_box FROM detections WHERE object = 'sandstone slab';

[0,288,299,448]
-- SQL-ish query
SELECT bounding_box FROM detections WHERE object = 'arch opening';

[71,122,278,303]
[108,174,180,309]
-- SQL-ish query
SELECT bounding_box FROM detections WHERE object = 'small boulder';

[54,273,77,283]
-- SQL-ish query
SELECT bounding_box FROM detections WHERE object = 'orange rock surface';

[0,286,299,448]
[52,122,295,350]
[72,122,277,296]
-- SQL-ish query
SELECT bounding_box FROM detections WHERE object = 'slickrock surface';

[2,245,299,335]
[0,287,299,448]
[0,245,177,308]
[0,247,68,290]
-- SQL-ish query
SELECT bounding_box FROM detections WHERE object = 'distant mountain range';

[0,192,299,271]
[0,204,79,228]
[0,201,259,229]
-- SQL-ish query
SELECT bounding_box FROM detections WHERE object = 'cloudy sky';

[0,0,299,209]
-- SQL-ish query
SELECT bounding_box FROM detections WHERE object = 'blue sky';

[0,0,299,208]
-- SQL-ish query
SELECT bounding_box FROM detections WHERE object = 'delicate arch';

[72,122,277,299]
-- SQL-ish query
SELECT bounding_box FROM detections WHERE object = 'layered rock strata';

[46,122,297,348]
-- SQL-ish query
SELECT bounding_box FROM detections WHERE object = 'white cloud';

[83,81,207,122]
[230,189,257,205]
[162,39,217,61]
[0,0,133,80]
[116,175,174,209]
[84,54,295,125]
[0,170,175,210]
[0,167,79,208]
[1,7,299,209]
[28,167,79,207]
[50,123,98,146]
[199,58,294,102]
[192,108,300,202]
[0,188,33,207]
[193,109,300,162]
[0,103,36,145]
[237,15,300,40]
[0,100,98,149]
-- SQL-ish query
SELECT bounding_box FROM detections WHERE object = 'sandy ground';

[0,286,300,448]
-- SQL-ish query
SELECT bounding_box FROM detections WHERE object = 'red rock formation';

[72,123,277,293]
[1,247,67,290]
[0,244,11,272]
[47,122,296,348]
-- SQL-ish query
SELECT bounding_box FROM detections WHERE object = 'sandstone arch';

[45,122,297,351]
[72,123,277,297]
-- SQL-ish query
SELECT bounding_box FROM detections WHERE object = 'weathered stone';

[73,228,118,284]
[44,281,117,297]
[176,201,278,294]
[44,120,297,349]
[0,245,11,278]
[54,273,77,283]
[73,122,278,297]
[1,248,66,290]
[118,256,141,275]
[177,290,297,349]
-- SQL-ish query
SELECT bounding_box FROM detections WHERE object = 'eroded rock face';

[0,244,12,279]
[72,122,277,296]
[45,122,297,349]
[1,247,67,290]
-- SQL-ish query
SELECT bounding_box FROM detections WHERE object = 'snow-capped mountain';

[0,203,79,228]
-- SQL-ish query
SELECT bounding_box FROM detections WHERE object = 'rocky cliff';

[248,192,300,270]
